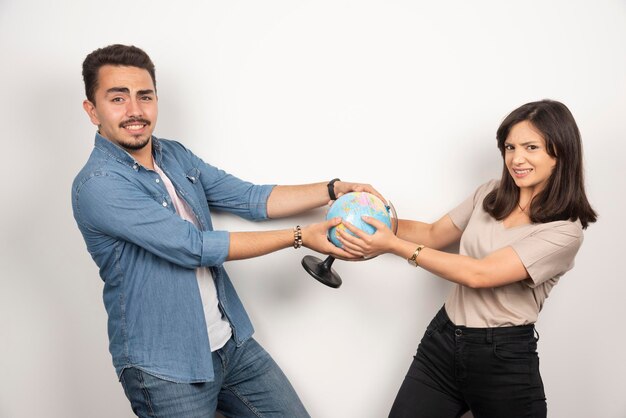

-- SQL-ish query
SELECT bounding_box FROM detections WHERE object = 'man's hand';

[301,218,361,260]
[332,181,386,204]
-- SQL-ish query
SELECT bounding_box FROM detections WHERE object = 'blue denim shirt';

[71,133,274,383]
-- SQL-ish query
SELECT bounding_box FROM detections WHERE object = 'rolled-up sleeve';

[200,230,230,266]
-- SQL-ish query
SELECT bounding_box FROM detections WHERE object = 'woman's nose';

[512,150,526,164]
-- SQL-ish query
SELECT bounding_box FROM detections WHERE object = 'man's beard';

[120,134,151,150]
[118,118,152,150]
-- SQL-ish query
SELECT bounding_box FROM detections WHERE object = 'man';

[72,44,379,417]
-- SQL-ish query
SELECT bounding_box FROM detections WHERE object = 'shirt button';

[162,201,168,207]
[155,178,160,183]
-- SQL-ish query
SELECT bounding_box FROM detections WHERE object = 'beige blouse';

[445,179,584,327]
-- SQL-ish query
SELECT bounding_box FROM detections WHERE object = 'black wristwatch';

[327,178,341,200]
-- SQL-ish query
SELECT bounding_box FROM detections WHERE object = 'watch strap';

[327,178,341,201]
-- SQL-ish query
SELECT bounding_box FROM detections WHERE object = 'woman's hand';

[301,218,362,260]
[336,216,399,259]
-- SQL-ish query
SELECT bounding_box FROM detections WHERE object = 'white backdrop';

[1,1,625,417]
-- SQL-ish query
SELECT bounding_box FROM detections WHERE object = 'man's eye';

[141,96,153,101]
[112,97,124,103]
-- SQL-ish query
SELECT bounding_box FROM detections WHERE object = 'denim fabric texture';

[120,338,309,418]
[72,133,275,383]
[389,306,547,418]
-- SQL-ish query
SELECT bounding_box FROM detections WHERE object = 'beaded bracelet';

[293,225,303,249]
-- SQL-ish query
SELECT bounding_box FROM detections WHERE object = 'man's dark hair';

[82,44,156,104]
[483,99,597,228]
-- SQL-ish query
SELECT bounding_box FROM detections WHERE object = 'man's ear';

[83,99,100,126]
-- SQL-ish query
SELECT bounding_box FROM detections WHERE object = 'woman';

[338,100,597,417]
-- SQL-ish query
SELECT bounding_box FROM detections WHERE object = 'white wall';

[1,1,624,417]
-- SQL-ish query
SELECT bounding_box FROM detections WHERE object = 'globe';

[326,192,392,248]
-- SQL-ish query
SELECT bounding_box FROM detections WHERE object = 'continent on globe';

[326,192,392,249]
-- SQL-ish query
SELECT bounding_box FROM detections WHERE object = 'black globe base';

[301,255,342,288]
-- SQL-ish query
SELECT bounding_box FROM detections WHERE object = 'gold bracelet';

[407,245,425,267]
[293,225,303,249]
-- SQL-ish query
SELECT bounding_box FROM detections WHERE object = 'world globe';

[326,192,393,248]
[302,191,397,288]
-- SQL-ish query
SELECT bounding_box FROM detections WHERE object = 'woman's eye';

[504,144,514,151]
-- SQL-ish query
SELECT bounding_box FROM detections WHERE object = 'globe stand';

[301,255,342,288]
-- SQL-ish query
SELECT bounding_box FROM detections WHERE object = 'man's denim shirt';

[72,133,274,383]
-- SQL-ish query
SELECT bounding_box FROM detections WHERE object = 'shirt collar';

[93,132,163,168]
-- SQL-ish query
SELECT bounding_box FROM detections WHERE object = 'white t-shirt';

[445,179,584,327]
[154,162,232,351]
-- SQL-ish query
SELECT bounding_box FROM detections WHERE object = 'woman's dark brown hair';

[483,99,597,228]
[82,44,156,104]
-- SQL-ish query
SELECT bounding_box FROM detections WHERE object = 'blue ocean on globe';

[326,192,392,248]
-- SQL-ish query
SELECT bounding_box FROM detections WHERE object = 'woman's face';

[504,120,557,194]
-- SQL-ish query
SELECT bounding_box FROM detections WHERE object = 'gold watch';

[408,245,425,267]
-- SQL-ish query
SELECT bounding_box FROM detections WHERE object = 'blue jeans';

[389,307,547,418]
[120,338,309,417]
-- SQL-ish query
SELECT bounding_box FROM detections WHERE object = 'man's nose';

[126,99,143,117]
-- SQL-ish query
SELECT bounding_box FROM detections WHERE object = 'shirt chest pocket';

[153,192,175,212]
[141,179,175,212]
[185,168,201,185]
[183,167,212,222]
[183,167,206,207]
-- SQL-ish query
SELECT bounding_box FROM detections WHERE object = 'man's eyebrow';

[104,87,155,95]
[105,87,130,95]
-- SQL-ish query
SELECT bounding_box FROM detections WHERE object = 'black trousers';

[389,307,547,418]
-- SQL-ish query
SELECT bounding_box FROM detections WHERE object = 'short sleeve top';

[445,179,584,327]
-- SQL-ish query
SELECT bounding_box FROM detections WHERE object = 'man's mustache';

[119,118,151,128]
